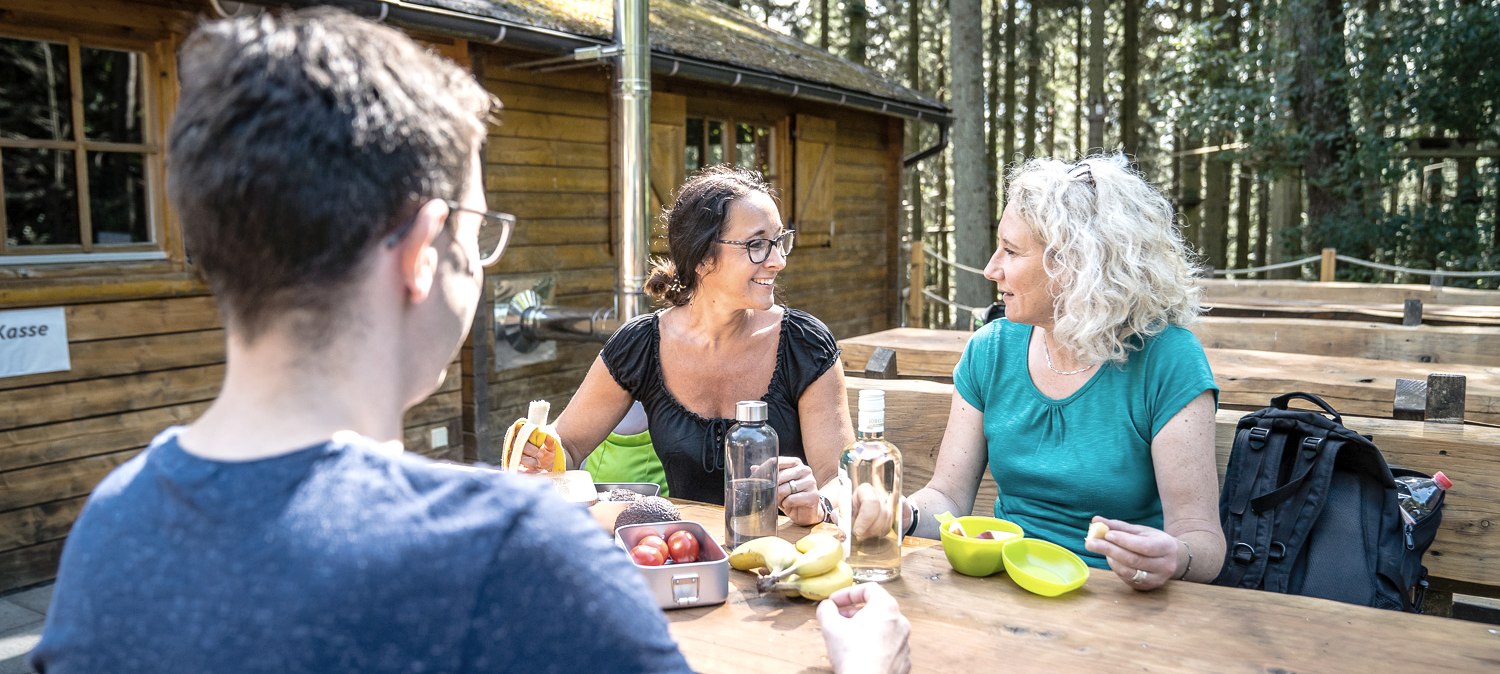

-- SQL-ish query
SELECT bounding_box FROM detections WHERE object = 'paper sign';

[0,307,70,378]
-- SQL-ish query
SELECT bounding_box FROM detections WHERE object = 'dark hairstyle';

[645,165,776,307]
[168,7,496,342]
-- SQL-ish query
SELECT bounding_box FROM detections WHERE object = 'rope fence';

[908,242,1500,328]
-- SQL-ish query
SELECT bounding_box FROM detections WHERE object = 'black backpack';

[1212,392,1443,612]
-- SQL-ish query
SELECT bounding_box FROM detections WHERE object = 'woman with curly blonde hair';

[903,153,1225,591]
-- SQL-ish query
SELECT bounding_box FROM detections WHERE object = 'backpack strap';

[1261,432,1342,593]
[1217,415,1290,588]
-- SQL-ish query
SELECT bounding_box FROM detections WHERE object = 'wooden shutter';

[648,93,686,256]
[793,114,836,247]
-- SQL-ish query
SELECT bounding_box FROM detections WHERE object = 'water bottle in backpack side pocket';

[1394,471,1451,526]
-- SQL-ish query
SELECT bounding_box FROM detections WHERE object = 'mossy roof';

[414,0,943,112]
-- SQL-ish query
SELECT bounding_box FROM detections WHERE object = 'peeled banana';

[728,536,799,575]
[765,562,855,601]
[502,400,564,472]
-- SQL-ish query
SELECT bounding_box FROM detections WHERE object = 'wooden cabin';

[0,0,947,592]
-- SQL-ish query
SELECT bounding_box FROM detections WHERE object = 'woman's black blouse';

[599,307,842,504]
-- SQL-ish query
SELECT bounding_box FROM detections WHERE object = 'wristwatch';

[819,495,836,524]
[904,502,920,537]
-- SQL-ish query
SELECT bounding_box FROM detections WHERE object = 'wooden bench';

[840,328,1500,425]
[1192,316,1500,367]
[1197,278,1500,306]
[845,376,1500,606]
[1196,279,1500,327]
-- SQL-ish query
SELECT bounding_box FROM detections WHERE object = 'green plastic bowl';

[1001,538,1089,596]
[936,513,1024,577]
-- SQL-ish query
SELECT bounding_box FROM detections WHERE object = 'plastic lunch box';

[614,520,728,610]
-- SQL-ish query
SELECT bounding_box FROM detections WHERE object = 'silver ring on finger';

[789,479,800,495]
[1131,569,1149,584]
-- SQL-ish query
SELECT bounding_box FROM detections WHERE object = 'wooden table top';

[665,502,1500,673]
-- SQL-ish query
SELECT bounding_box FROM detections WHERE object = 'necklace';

[1041,332,1095,376]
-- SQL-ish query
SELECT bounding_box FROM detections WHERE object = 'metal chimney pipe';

[613,0,651,324]
[498,0,650,347]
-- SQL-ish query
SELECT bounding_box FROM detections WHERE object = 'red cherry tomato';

[629,544,666,567]
[667,530,700,564]
[637,534,670,560]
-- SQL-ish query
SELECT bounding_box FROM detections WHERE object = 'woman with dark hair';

[520,165,852,525]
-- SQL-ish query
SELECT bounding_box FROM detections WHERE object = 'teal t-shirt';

[954,319,1219,568]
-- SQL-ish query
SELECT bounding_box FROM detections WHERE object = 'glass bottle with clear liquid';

[838,389,903,582]
[724,400,779,550]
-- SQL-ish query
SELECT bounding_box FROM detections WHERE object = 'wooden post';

[1425,374,1466,424]
[866,347,899,379]
[1320,247,1337,282]
[909,240,926,328]
[1393,378,1426,421]
[1402,299,1423,327]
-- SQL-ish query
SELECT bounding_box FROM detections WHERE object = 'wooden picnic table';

[665,502,1500,672]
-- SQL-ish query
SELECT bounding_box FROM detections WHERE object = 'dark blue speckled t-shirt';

[31,427,691,674]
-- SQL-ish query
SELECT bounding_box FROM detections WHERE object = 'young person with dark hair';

[28,9,688,673]
[32,9,908,674]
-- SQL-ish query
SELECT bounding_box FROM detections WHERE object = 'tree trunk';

[1073,3,1084,157]
[1235,163,1252,270]
[1255,175,1270,276]
[1289,0,1361,255]
[1201,0,1233,269]
[952,0,994,314]
[1179,0,1203,256]
[848,0,869,66]
[1086,0,1106,152]
[820,0,830,50]
[987,0,1002,223]
[1003,0,1017,172]
[1022,3,1040,159]
[1121,0,1140,157]
[1267,174,1302,279]
[1045,52,1057,157]
[936,31,952,328]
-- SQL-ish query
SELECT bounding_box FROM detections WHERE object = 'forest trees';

[734,0,1499,323]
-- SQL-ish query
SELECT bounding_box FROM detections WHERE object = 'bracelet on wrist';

[1176,539,1194,581]
[903,501,920,537]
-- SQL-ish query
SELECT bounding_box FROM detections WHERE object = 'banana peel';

[502,400,565,472]
[764,562,855,601]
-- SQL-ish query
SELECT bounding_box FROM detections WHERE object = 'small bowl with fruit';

[934,512,1024,577]
[615,520,728,609]
[1001,538,1089,597]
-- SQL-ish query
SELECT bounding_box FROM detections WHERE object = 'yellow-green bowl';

[938,515,1025,577]
[1001,538,1089,596]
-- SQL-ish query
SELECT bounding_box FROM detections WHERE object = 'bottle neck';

[857,407,885,438]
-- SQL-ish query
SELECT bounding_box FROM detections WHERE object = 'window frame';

[0,28,167,265]
[682,112,791,219]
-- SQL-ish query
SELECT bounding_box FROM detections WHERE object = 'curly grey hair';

[1004,153,1204,365]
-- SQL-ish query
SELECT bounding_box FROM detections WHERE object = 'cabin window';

[685,117,779,185]
[0,36,159,262]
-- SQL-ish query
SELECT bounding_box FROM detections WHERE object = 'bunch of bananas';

[728,533,853,601]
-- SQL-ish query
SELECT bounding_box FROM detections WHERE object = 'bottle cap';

[1433,471,1452,490]
[735,400,768,422]
[858,389,885,410]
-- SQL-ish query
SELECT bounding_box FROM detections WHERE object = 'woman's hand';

[775,457,823,526]
[1083,516,1182,591]
[816,583,911,674]
[515,434,561,473]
